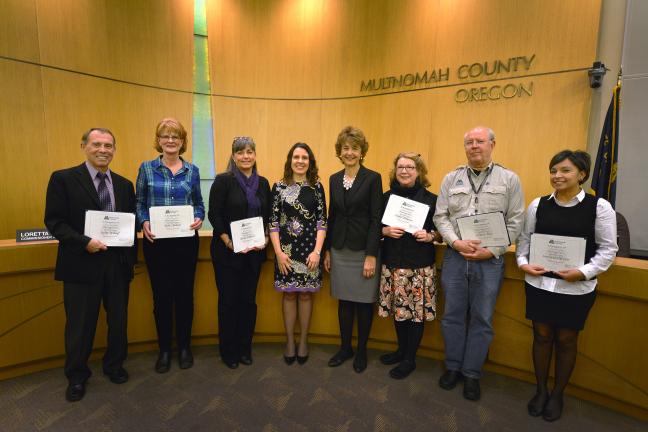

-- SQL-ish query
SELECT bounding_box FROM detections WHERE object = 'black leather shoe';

[179,348,194,369]
[104,367,129,384]
[296,354,309,365]
[283,354,296,365]
[240,355,253,366]
[389,360,416,379]
[328,350,354,367]
[353,352,367,373]
[155,351,171,373]
[439,370,462,390]
[224,359,239,369]
[527,391,549,417]
[542,394,564,422]
[379,351,403,365]
[463,377,481,401]
[65,382,86,402]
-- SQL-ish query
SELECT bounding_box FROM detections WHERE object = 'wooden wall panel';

[35,0,194,89]
[206,0,601,214]
[0,0,40,61]
[208,0,601,97]
[0,61,49,239]
[0,1,194,239]
[41,68,193,183]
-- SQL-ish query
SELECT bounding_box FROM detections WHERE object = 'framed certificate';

[529,233,586,272]
[230,217,266,253]
[381,194,430,234]
[149,205,195,239]
[84,210,135,247]
[456,211,510,247]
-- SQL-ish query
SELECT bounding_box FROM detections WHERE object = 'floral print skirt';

[378,266,437,322]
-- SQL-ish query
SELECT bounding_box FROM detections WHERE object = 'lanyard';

[466,166,492,207]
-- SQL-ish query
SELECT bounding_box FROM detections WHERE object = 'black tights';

[394,320,424,362]
[338,300,374,355]
[532,321,579,396]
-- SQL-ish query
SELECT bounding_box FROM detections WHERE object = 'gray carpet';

[0,344,645,431]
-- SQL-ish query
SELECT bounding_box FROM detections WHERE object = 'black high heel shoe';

[284,344,297,365]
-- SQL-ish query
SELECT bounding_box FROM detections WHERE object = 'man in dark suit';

[45,128,137,402]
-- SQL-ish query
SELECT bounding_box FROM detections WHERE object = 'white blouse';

[516,190,618,295]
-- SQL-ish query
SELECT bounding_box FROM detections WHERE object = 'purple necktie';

[97,172,114,212]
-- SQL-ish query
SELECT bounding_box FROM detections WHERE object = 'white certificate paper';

[84,210,135,247]
[230,217,266,253]
[381,194,430,234]
[456,211,510,247]
[149,205,194,239]
[529,233,586,272]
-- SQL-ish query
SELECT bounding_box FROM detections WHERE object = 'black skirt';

[525,282,596,330]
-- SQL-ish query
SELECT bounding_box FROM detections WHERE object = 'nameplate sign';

[16,229,56,242]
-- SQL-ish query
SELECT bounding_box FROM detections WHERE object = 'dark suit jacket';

[208,172,271,269]
[324,165,383,256]
[44,163,137,283]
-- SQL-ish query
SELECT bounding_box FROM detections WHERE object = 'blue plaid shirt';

[136,156,205,227]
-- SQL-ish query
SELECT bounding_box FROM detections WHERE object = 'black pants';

[143,234,199,352]
[63,250,129,383]
[213,255,261,362]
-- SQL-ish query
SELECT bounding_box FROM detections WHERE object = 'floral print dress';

[270,181,327,292]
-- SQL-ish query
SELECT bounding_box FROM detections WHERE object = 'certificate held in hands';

[381,194,430,234]
[456,211,510,247]
[230,217,266,253]
[529,233,586,272]
[149,205,195,239]
[84,210,135,247]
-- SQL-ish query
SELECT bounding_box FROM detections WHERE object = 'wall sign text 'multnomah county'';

[359,54,536,103]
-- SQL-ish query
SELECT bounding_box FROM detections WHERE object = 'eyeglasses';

[158,135,181,141]
[396,166,417,172]
[464,139,489,146]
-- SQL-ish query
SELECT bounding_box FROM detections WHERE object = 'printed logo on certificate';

[149,205,194,239]
[84,210,135,247]
[456,211,510,247]
[529,233,586,272]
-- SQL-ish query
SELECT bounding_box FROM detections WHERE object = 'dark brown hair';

[282,142,319,186]
[549,150,591,184]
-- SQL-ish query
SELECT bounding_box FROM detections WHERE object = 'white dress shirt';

[516,189,618,295]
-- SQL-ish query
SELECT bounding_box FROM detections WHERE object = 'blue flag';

[591,84,620,208]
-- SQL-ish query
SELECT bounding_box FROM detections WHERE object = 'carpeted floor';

[0,344,645,432]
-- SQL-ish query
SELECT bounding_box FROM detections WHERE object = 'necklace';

[343,174,355,190]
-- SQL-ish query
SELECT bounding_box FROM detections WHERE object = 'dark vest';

[535,193,599,278]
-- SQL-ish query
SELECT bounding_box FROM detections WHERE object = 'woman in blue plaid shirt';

[136,118,205,374]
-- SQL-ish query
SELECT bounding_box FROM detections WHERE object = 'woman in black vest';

[516,150,618,421]
[378,153,441,379]
[209,137,271,369]
[323,126,382,373]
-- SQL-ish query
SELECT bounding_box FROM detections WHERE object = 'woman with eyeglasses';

[208,137,271,369]
[378,153,441,379]
[269,142,327,365]
[516,150,617,421]
[323,126,382,373]
[136,118,204,373]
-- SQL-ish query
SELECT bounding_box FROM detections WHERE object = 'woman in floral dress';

[378,152,441,379]
[269,143,327,365]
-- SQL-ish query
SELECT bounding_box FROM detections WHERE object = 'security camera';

[588,61,607,88]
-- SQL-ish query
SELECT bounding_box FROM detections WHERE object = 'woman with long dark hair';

[269,143,327,365]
